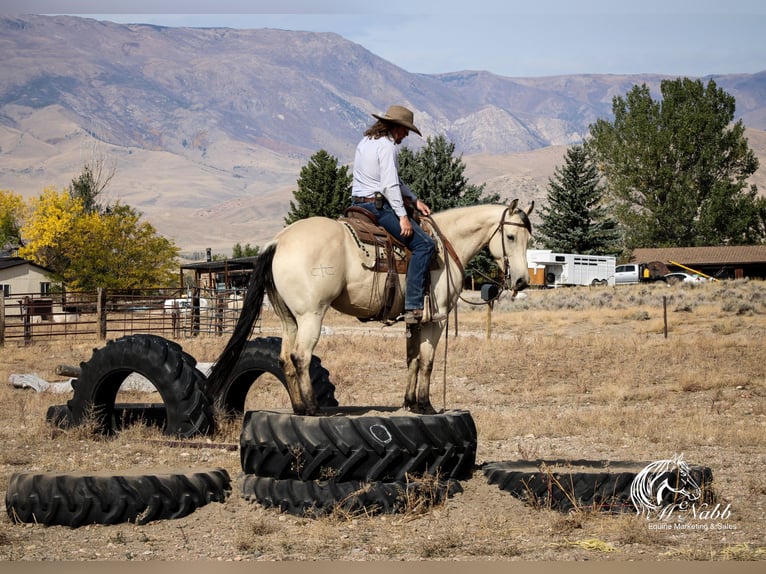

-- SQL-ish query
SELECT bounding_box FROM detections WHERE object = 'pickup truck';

[615,261,670,284]
[615,264,640,284]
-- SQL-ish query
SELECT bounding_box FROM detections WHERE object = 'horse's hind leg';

[272,295,304,414]
[290,312,325,415]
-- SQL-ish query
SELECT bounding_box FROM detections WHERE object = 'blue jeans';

[356,201,435,311]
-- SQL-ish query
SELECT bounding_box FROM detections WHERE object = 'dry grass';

[0,279,764,561]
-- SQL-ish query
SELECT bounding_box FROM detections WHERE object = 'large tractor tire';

[483,459,715,513]
[66,334,215,437]
[241,475,462,517]
[6,467,231,527]
[240,408,477,482]
[205,337,338,414]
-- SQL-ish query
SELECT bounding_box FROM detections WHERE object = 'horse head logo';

[630,454,702,518]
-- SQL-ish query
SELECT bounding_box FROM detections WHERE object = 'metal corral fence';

[0,287,259,346]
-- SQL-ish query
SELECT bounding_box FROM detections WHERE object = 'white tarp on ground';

[9,363,214,393]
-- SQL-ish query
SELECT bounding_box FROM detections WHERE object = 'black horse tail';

[206,243,276,398]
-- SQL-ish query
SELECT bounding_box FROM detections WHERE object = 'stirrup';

[398,309,447,324]
[402,309,423,324]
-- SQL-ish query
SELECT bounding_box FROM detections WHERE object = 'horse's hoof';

[302,404,320,416]
[404,402,437,415]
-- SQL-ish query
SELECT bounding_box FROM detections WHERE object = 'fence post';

[97,288,107,340]
[22,296,31,344]
[0,293,5,347]
[172,301,180,339]
[191,287,200,336]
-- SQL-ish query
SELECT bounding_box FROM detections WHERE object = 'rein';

[422,206,531,411]
[459,207,532,306]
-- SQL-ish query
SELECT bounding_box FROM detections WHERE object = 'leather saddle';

[339,206,411,274]
[339,206,444,323]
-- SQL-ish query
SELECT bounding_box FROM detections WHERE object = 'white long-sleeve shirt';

[351,135,417,217]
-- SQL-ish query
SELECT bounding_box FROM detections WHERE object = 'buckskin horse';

[207,199,534,415]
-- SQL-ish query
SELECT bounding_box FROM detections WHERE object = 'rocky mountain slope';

[1,14,764,254]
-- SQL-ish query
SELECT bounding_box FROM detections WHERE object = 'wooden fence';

[0,287,257,346]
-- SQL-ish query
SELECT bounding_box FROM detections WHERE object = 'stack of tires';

[38,334,477,518]
[239,408,476,516]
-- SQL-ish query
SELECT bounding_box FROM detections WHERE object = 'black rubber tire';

[241,475,463,517]
[47,403,168,431]
[240,407,477,482]
[205,337,338,414]
[66,334,215,437]
[6,467,231,527]
[483,459,714,513]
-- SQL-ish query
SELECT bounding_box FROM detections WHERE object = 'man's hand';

[415,199,432,216]
[400,215,413,237]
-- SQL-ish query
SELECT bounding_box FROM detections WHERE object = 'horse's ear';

[508,198,519,212]
[526,200,535,215]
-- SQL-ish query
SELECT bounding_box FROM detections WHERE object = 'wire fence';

[0,287,257,346]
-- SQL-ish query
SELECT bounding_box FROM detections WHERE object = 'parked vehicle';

[615,261,671,284]
[663,272,710,285]
[615,264,640,284]
[528,251,615,287]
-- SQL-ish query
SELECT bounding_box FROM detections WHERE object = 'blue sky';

[11,0,766,78]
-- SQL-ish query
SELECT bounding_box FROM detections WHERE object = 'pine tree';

[284,150,352,224]
[398,134,501,284]
[398,134,498,210]
[536,145,620,255]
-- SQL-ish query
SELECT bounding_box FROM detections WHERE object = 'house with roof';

[629,246,766,280]
[0,256,54,298]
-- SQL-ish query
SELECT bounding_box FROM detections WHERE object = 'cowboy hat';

[372,105,422,136]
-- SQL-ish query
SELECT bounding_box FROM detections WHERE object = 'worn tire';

[483,459,714,513]
[240,408,477,482]
[205,337,338,414]
[241,475,462,517]
[6,467,231,527]
[47,403,168,431]
[66,334,215,437]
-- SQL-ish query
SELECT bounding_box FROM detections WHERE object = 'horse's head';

[487,198,534,293]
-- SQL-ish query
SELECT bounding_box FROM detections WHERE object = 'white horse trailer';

[528,250,616,287]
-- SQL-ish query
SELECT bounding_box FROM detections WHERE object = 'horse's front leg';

[413,322,443,414]
[403,323,420,411]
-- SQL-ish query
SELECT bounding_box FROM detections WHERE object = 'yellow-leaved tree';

[19,187,179,291]
[0,189,27,250]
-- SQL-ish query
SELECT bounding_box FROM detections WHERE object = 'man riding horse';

[351,105,445,324]
[206,104,534,416]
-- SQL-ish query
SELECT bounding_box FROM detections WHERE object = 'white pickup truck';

[615,263,640,284]
[615,261,670,284]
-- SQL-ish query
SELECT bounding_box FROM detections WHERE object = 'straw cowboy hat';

[372,105,422,136]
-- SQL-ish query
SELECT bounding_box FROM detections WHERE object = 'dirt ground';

[0,280,764,563]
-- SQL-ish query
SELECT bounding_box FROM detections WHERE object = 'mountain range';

[1,14,765,255]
